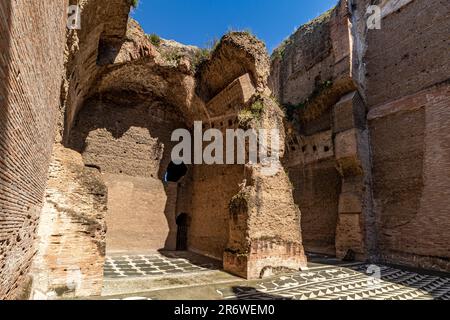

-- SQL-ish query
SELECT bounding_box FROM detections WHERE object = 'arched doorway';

[176,213,188,251]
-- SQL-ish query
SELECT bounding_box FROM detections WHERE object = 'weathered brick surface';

[0,0,67,299]
[369,84,450,271]
[206,74,256,119]
[287,160,341,256]
[270,0,354,112]
[223,97,307,279]
[69,96,185,179]
[69,94,187,254]
[31,144,107,299]
[61,0,131,140]
[190,164,244,259]
[362,0,450,108]
[103,174,178,253]
[270,0,449,272]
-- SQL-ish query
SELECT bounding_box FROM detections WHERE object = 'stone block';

[339,192,362,214]
[335,213,365,260]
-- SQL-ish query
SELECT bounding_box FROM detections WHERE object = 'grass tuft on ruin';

[147,33,161,47]
[238,99,265,127]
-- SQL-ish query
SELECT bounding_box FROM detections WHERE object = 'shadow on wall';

[67,91,185,179]
[61,0,131,143]
[161,168,189,251]
[67,91,189,253]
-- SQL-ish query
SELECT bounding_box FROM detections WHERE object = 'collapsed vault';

[43,17,308,291]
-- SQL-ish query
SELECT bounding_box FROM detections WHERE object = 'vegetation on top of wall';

[272,37,292,61]
[283,80,333,121]
[191,48,211,72]
[301,7,334,32]
[238,99,265,128]
[130,0,139,8]
[191,38,220,72]
[271,6,335,61]
[226,28,256,38]
[147,33,161,47]
[160,48,183,65]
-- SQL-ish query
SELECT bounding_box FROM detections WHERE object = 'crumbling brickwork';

[350,0,450,270]
[1,0,449,301]
[368,84,450,271]
[271,1,370,259]
[69,94,187,253]
[61,0,131,141]
[31,145,107,299]
[271,0,449,271]
[0,0,67,299]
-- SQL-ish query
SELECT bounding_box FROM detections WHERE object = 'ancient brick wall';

[0,0,67,299]
[31,145,107,299]
[189,165,244,260]
[272,0,449,270]
[69,96,186,253]
[368,84,450,271]
[270,0,354,111]
[272,1,363,258]
[360,0,449,108]
[206,74,256,120]
[189,74,255,259]
[103,174,178,253]
[61,0,130,141]
[287,160,341,255]
[349,0,450,270]
[69,97,185,179]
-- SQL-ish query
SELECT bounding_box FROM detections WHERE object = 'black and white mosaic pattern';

[217,263,450,300]
[104,253,220,279]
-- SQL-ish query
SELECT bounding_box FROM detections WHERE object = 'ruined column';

[192,32,307,279]
[223,96,307,279]
[333,91,376,261]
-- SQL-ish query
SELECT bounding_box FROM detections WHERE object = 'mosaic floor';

[217,263,450,300]
[104,251,221,279]
[102,252,450,300]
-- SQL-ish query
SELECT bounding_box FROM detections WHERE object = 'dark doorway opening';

[164,161,187,182]
[176,213,188,251]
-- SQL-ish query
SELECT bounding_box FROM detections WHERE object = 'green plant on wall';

[147,33,161,47]
[130,0,139,8]
[238,99,265,127]
[272,37,292,60]
[226,28,255,38]
[162,50,182,64]
[191,48,211,71]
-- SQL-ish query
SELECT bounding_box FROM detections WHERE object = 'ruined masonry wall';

[69,97,186,253]
[354,0,450,270]
[31,145,107,299]
[0,0,67,299]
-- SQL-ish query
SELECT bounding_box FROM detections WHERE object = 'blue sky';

[132,0,338,53]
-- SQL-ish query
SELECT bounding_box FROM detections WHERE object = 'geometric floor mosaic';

[217,263,450,300]
[104,252,220,279]
[101,252,450,300]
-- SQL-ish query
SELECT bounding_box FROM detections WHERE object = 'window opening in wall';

[164,161,187,183]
